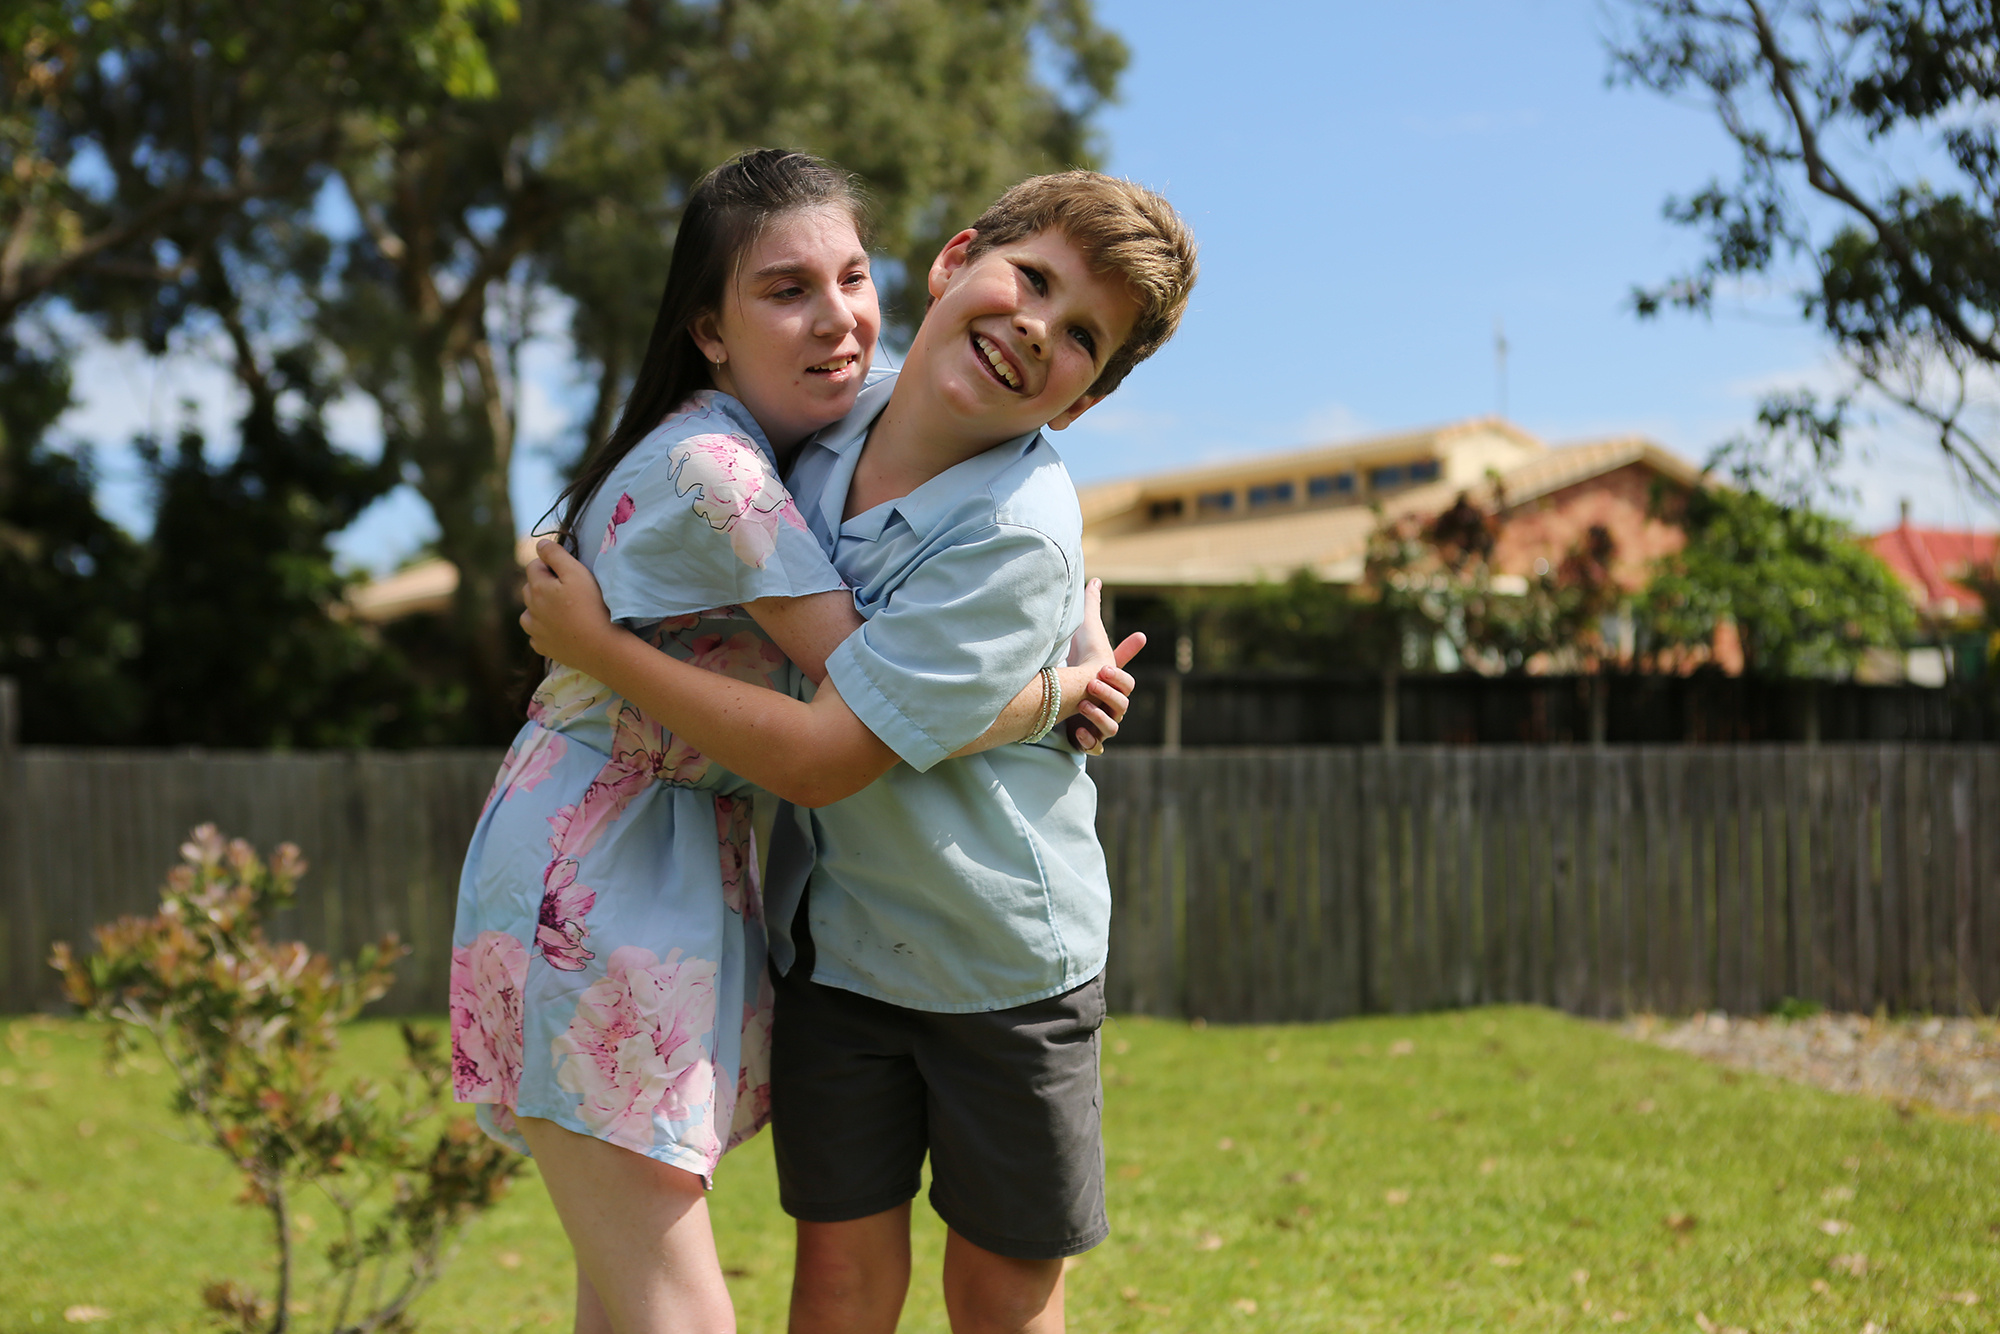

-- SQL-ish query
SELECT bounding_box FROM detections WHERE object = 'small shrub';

[51,824,522,1334]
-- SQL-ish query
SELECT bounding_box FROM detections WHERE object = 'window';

[1247,480,1295,508]
[1196,489,1236,515]
[1408,459,1440,483]
[1307,472,1355,500]
[1148,497,1185,521]
[1368,464,1405,490]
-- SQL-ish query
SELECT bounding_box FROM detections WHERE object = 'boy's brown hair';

[964,171,1197,398]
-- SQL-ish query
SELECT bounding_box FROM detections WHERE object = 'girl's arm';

[521,541,1139,807]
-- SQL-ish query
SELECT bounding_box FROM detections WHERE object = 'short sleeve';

[591,430,845,625]
[824,522,1073,772]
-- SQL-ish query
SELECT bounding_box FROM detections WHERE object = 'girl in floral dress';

[449,151,1126,1334]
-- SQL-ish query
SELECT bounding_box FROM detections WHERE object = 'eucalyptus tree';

[321,0,1127,733]
[1611,0,2000,502]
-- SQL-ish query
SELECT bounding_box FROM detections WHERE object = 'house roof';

[347,535,548,623]
[1077,419,1701,590]
[1866,522,1997,618]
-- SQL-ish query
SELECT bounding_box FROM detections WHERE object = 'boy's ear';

[1046,392,1106,432]
[926,229,981,301]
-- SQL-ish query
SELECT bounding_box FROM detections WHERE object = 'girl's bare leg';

[518,1116,736,1334]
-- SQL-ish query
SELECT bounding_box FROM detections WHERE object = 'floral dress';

[449,391,843,1182]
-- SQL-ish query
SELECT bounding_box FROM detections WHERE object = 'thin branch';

[1746,0,2000,366]
[0,182,260,323]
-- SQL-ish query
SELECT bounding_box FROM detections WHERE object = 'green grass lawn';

[3,1006,1995,1333]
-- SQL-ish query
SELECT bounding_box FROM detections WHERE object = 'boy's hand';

[1065,578,1145,755]
[520,539,625,677]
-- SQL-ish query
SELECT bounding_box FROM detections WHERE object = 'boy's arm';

[817,521,1099,773]
[742,565,1136,752]
[520,543,1130,804]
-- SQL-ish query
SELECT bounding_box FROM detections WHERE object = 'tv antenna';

[1494,317,1509,420]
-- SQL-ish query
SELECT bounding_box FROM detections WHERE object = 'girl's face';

[692,206,880,450]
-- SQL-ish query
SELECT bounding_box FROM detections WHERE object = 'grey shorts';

[769,960,1109,1260]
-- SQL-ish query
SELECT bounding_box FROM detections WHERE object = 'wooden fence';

[3,742,1997,1020]
[0,746,498,1014]
[1097,746,2000,1021]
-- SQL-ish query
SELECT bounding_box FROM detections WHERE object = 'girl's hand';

[521,540,625,676]
[1064,578,1145,754]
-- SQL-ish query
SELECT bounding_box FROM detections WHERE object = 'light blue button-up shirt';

[763,375,1110,1013]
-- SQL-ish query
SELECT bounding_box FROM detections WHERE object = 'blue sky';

[54,0,1990,574]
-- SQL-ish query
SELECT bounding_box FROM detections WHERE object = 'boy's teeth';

[977,335,1019,388]
[808,355,854,372]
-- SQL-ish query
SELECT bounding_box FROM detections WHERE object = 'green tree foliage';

[52,825,521,1334]
[1636,483,1915,677]
[129,357,454,748]
[0,336,146,742]
[1610,1,2000,500]
[0,0,508,330]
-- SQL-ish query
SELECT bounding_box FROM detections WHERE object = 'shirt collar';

[794,372,1049,543]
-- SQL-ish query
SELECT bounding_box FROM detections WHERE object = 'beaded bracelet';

[1023,664,1063,744]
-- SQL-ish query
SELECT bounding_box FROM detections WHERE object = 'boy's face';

[921,227,1139,437]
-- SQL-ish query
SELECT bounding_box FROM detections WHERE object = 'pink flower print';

[728,972,775,1150]
[528,667,613,730]
[482,729,569,815]
[535,859,597,971]
[683,631,787,689]
[643,614,703,649]
[550,945,719,1154]
[714,796,759,920]
[598,492,636,554]
[668,433,813,568]
[450,931,529,1105]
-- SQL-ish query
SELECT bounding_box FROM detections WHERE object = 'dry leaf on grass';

[499,1252,524,1270]
[1830,1253,1867,1276]
[1608,1311,1632,1323]
[1117,1163,1144,1179]
[1233,1298,1259,1314]
[1282,1170,1308,1184]
[62,1308,111,1324]
[1217,1137,1235,1151]
[1120,1287,1172,1316]
[1693,1312,1748,1334]
[1196,1232,1224,1251]
[1664,1212,1698,1233]
[1570,1269,1589,1288]
[1810,1279,1832,1294]
[1488,1254,1523,1267]
[1941,1291,1981,1306]
[1819,1218,1852,1235]
[1384,1189,1410,1205]
[1822,1185,1855,1202]
[1389,1039,1415,1056]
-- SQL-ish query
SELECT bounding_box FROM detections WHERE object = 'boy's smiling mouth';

[971,333,1024,392]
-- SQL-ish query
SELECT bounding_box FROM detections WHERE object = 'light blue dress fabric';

[449,392,844,1181]
[765,374,1113,1013]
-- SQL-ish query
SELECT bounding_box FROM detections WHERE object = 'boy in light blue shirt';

[525,171,1196,1333]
